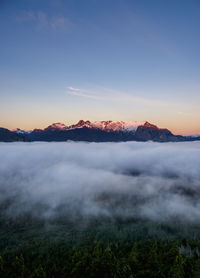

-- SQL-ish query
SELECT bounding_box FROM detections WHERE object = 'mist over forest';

[1,141,200,225]
[1,141,200,277]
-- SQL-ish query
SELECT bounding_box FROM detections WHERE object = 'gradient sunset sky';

[0,0,200,135]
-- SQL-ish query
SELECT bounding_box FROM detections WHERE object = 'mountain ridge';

[1,120,199,142]
[43,120,147,132]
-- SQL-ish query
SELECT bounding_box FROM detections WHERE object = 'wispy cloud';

[67,87,82,92]
[67,87,102,100]
[16,11,72,31]
[66,86,169,106]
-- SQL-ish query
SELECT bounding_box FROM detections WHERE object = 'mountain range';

[0,120,199,142]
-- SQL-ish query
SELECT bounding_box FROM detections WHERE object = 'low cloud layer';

[0,141,200,224]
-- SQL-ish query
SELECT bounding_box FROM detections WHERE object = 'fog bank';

[0,141,200,223]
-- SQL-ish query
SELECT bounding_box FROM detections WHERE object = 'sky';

[0,0,200,135]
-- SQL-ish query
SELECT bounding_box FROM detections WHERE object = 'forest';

[1,215,200,278]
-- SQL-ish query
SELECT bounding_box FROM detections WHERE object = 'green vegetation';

[1,216,200,277]
[1,234,200,277]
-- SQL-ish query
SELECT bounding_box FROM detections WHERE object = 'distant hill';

[0,128,28,142]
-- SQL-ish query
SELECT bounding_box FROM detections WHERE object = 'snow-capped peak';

[44,123,68,131]
[12,120,155,133]
[43,120,148,132]
[68,120,92,129]
[90,121,146,132]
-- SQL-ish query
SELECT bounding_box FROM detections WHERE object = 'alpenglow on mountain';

[0,120,199,142]
[44,120,146,131]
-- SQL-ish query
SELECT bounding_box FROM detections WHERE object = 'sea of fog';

[0,141,200,224]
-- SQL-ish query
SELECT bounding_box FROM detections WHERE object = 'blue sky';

[0,0,200,134]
